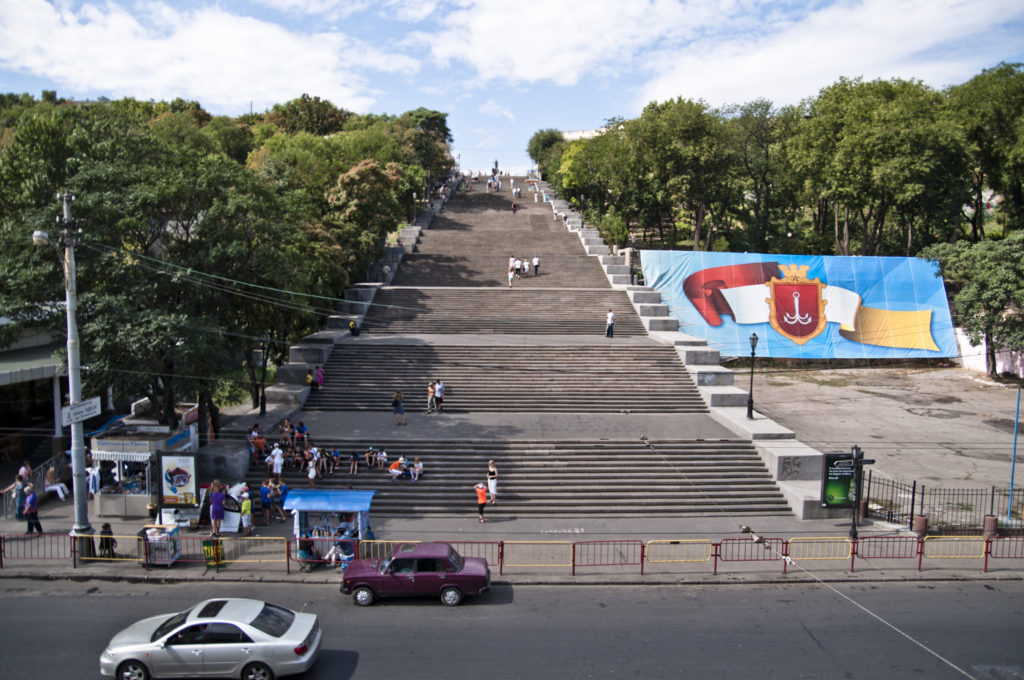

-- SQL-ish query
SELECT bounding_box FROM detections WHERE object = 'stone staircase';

[361,288,647,335]
[272,177,796,518]
[303,344,707,413]
[390,195,610,289]
[253,439,791,517]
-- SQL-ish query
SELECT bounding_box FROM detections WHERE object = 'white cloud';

[636,0,1024,109]
[0,0,420,113]
[248,0,371,20]
[479,98,514,120]
[382,0,442,22]
[425,0,704,86]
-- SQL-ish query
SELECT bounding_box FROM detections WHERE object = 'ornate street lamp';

[746,333,759,420]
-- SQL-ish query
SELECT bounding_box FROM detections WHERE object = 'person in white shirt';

[606,309,616,338]
[532,256,540,277]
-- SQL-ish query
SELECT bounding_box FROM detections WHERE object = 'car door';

[199,622,257,676]
[153,624,209,677]
[384,557,417,596]
[412,558,445,596]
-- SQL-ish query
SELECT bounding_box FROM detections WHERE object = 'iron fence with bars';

[865,471,1024,530]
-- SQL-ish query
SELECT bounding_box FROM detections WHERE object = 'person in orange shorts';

[474,483,488,522]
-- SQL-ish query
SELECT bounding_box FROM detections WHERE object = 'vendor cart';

[137,524,181,567]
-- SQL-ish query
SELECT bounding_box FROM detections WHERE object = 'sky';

[0,0,1022,174]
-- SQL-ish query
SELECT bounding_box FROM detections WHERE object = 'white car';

[99,598,321,680]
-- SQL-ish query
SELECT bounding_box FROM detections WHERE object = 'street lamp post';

[746,333,758,420]
[32,191,92,539]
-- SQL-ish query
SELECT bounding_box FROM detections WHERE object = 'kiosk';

[283,489,376,540]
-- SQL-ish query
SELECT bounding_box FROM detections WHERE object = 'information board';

[821,453,856,508]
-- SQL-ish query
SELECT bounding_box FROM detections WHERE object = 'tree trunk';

[691,202,706,252]
[985,332,998,378]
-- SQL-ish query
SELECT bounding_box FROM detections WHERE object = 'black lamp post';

[746,333,758,420]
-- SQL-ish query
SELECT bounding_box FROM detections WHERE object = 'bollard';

[982,514,999,540]
[912,515,928,538]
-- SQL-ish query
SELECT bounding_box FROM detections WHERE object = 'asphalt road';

[3,579,1023,679]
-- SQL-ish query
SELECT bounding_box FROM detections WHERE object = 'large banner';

[640,251,956,359]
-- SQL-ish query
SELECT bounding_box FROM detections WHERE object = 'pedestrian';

[532,255,540,277]
[315,365,324,390]
[606,308,616,338]
[23,482,43,534]
[99,522,117,558]
[260,479,272,526]
[508,265,514,288]
[426,381,437,413]
[475,483,488,523]
[434,379,445,413]
[269,443,284,483]
[392,390,406,425]
[44,467,69,500]
[411,457,423,482]
[240,492,254,536]
[269,480,287,522]
[349,448,360,475]
[487,460,498,504]
[209,480,225,537]
[307,457,317,488]
[13,474,26,521]
[512,201,518,215]
[18,459,32,482]
[514,258,522,278]
[305,369,316,391]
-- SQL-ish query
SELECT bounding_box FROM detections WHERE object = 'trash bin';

[202,538,225,568]
[138,525,180,567]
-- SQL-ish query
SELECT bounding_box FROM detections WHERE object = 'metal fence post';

[640,544,645,576]
[498,541,504,577]
[909,481,916,531]
[71,533,77,569]
[571,543,576,576]
[285,539,291,575]
[850,538,857,573]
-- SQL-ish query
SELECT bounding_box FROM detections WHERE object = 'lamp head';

[750,333,759,351]
[32,230,50,247]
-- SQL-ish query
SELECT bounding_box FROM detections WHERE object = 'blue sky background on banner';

[640,251,957,359]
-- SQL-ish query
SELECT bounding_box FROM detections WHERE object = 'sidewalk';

[2,493,1021,586]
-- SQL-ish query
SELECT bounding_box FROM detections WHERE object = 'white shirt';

[607,311,616,324]
[532,257,539,266]
[435,381,445,398]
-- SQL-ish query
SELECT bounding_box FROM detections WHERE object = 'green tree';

[922,232,1024,377]
[947,63,1024,239]
[268,93,352,136]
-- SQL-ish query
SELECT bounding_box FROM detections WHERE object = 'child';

[240,493,254,536]
[99,522,117,558]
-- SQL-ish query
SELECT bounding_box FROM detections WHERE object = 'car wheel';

[117,660,150,680]
[242,661,275,680]
[353,586,375,606]
[440,586,463,606]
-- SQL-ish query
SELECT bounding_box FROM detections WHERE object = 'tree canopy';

[0,93,454,426]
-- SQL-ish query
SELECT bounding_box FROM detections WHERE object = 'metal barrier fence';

[866,474,1024,530]
[4,533,1024,575]
[716,537,786,574]
[502,541,572,571]
[572,540,644,575]
[985,536,1024,572]
[645,539,713,564]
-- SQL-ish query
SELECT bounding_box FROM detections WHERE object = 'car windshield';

[249,602,295,638]
[152,608,193,642]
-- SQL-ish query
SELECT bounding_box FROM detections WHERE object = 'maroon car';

[340,542,491,606]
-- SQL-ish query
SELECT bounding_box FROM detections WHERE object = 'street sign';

[61,396,101,426]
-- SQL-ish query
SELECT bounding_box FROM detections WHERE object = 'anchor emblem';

[782,292,813,326]
[766,265,827,345]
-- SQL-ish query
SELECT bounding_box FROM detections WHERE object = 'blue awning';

[283,489,376,513]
